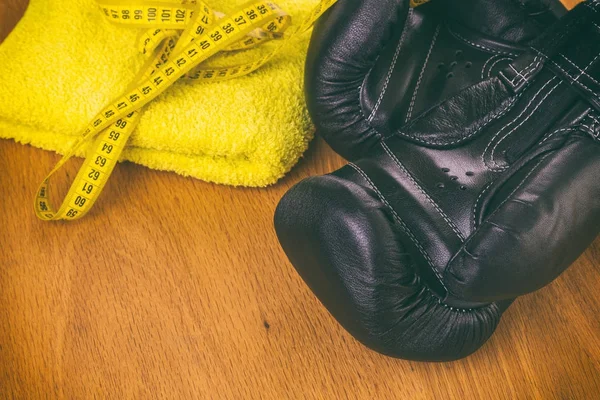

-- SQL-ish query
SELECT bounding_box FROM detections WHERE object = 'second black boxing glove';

[306,0,566,160]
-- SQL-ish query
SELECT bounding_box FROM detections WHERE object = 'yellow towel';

[0,0,317,187]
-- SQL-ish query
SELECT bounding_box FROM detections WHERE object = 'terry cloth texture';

[0,0,318,186]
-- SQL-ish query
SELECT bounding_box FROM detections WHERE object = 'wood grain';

[0,0,29,44]
[1,1,598,399]
[562,0,582,8]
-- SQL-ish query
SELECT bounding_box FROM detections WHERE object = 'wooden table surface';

[1,0,598,399]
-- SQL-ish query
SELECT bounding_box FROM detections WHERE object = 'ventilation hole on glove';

[446,72,454,79]
[450,176,459,181]
[437,183,445,189]
[442,168,450,173]
[438,62,445,70]
[460,185,467,191]
[450,61,458,69]
[455,50,463,57]
[465,62,473,69]
[465,171,474,176]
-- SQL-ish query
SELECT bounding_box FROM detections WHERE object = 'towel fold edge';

[0,120,313,187]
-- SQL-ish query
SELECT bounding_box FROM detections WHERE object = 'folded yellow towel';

[0,0,318,186]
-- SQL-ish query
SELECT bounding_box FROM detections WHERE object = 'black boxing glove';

[306,0,566,160]
[276,1,600,361]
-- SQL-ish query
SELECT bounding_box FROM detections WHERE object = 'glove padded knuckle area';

[275,172,502,361]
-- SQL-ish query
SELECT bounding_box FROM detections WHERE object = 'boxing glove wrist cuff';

[501,0,600,100]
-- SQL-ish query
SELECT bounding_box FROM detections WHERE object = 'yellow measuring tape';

[34,0,427,221]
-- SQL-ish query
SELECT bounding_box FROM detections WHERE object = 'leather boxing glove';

[306,0,567,160]
[276,1,600,361]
